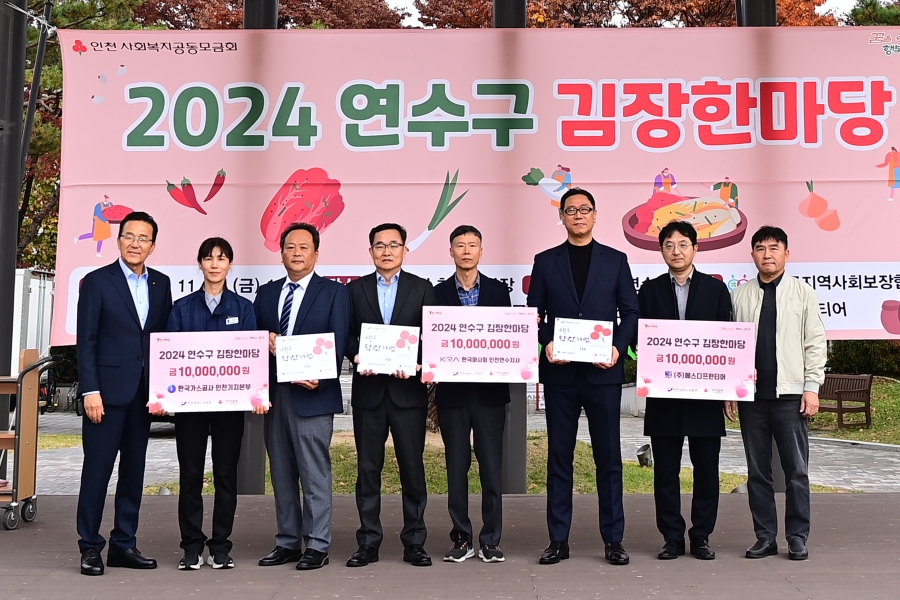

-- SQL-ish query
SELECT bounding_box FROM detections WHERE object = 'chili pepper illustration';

[166,181,193,209]
[203,169,226,202]
[166,179,207,215]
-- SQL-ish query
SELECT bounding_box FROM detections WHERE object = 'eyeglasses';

[662,242,694,253]
[561,206,594,216]
[120,233,152,245]
[372,242,404,252]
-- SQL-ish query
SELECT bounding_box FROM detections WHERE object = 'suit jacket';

[638,269,733,437]
[254,273,351,418]
[527,240,640,386]
[77,261,173,406]
[346,270,436,410]
[433,273,513,408]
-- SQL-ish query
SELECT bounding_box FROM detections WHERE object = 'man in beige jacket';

[726,226,826,562]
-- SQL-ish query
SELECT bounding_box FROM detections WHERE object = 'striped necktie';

[280,282,299,336]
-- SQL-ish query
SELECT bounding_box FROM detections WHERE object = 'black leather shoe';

[346,545,379,567]
[745,539,778,559]
[258,546,304,566]
[539,541,569,564]
[80,548,104,576]
[296,549,329,570]
[690,539,716,560]
[605,542,630,566]
[788,539,809,561]
[403,544,433,567]
[657,540,685,560]
[107,546,157,569]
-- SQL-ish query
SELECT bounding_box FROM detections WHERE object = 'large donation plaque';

[421,306,539,383]
[149,330,270,413]
[636,318,756,401]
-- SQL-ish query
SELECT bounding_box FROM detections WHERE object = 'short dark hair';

[559,187,595,211]
[196,237,234,263]
[369,223,407,246]
[119,211,158,242]
[449,225,482,244]
[750,225,788,250]
[280,222,320,251]
[658,221,697,247]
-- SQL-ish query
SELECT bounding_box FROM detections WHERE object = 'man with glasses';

[527,188,640,566]
[638,221,732,561]
[345,223,437,568]
[76,212,173,576]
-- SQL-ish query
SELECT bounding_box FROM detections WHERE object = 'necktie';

[280,283,299,336]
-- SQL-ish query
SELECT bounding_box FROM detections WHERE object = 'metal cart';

[1,350,60,530]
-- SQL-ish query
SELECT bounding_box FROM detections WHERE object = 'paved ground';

[25,410,900,494]
[2,494,900,599]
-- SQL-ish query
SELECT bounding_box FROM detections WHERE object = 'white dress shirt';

[277,271,315,335]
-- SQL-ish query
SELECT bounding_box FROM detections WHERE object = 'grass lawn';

[144,432,844,495]
[37,433,82,450]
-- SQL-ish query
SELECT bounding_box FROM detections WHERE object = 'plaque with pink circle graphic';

[276,332,338,383]
[552,318,614,364]
[636,318,757,401]
[358,324,420,376]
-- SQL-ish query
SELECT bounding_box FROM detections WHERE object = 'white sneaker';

[178,552,202,570]
[208,553,234,569]
[443,540,475,563]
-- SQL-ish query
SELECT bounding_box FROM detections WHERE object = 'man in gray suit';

[253,223,351,570]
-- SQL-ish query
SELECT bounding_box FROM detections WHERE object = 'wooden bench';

[817,373,873,429]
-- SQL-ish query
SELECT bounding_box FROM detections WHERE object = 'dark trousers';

[544,375,624,544]
[438,400,506,547]
[77,383,151,552]
[739,399,811,543]
[651,435,721,542]
[174,411,244,555]
[353,391,428,549]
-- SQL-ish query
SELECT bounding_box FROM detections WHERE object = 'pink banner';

[635,319,757,402]
[55,28,900,344]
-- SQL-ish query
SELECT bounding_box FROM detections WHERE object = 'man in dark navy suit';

[433,225,511,564]
[527,188,640,566]
[254,223,351,571]
[76,211,173,576]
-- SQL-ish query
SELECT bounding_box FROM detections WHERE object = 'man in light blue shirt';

[376,272,399,324]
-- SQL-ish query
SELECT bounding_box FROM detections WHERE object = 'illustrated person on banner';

[526,188,640,566]
[154,237,262,571]
[75,196,114,257]
[710,177,739,208]
[875,146,900,201]
[654,168,679,195]
[254,223,351,571]
[726,226,827,562]
[433,225,512,564]
[76,211,173,576]
[637,221,733,562]
[345,223,437,568]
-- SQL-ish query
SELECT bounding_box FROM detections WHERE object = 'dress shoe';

[539,541,569,564]
[745,539,778,559]
[296,548,329,570]
[604,542,630,566]
[80,548,104,576]
[107,546,157,569]
[403,544,433,567]
[258,546,304,566]
[690,539,716,560]
[346,545,379,567]
[657,540,685,560]
[788,538,809,561]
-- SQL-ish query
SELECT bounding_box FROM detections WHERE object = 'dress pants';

[438,399,506,547]
[265,384,335,552]
[739,399,811,543]
[174,411,244,555]
[544,370,624,544]
[77,381,151,552]
[353,389,428,549]
[651,435,721,542]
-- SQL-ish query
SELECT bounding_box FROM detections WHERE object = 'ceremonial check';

[636,319,757,401]
[149,331,269,413]
[421,306,539,383]
[358,323,420,375]
[552,318,614,364]
[276,333,338,383]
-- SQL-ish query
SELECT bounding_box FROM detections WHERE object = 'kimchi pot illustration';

[260,168,345,252]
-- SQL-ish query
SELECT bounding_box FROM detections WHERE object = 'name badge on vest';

[226,316,239,325]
